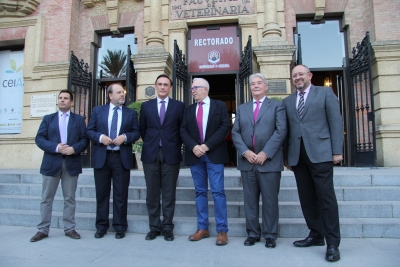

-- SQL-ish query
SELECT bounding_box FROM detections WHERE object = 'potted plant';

[128,101,143,170]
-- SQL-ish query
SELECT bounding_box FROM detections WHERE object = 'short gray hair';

[192,77,210,92]
[249,73,268,85]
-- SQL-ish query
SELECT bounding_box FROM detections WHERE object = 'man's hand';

[58,144,68,154]
[112,135,126,146]
[243,150,257,164]
[192,145,206,157]
[63,146,75,155]
[255,151,268,165]
[333,154,343,164]
[101,135,113,146]
[200,144,209,152]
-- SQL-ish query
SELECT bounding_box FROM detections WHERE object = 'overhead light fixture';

[324,77,332,87]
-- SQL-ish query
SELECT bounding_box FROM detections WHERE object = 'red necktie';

[197,102,204,143]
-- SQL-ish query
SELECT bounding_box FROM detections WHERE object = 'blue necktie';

[159,101,165,146]
[109,107,118,149]
[297,92,305,119]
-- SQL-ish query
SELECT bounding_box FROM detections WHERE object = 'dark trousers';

[94,152,130,232]
[292,140,341,246]
[143,147,180,232]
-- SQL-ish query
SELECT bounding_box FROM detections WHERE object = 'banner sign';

[30,94,57,117]
[0,50,24,134]
[170,0,255,20]
[188,25,240,73]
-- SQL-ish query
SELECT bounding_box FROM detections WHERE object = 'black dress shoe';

[265,238,276,248]
[94,230,107,239]
[163,230,174,241]
[244,236,260,246]
[293,237,325,247]
[30,232,48,242]
[145,230,160,240]
[326,245,340,262]
[115,232,125,239]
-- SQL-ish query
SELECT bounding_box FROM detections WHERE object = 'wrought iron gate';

[67,51,92,167]
[126,45,137,104]
[172,40,188,103]
[348,32,377,167]
[238,36,252,105]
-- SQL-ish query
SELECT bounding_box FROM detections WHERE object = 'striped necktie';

[297,92,305,119]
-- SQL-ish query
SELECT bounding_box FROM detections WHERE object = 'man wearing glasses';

[180,78,230,246]
[283,64,343,262]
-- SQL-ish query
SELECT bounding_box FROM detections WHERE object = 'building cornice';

[0,0,40,18]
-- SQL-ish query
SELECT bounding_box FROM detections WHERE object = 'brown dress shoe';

[30,232,48,242]
[65,230,81,239]
[216,232,228,246]
[188,229,210,241]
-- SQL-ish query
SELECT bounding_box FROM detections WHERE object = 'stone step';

[1,169,400,187]
[1,195,399,218]
[1,209,399,238]
[2,183,400,202]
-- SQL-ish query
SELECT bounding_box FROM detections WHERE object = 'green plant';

[132,141,143,153]
[270,96,283,101]
[128,101,142,120]
[99,49,127,78]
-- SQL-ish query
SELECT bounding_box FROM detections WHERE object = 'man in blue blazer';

[180,78,230,246]
[31,90,88,242]
[86,83,140,239]
[283,65,343,262]
[140,74,184,241]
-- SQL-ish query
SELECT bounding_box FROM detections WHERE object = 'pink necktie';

[252,101,260,148]
[60,113,68,144]
[159,101,165,146]
[197,102,204,144]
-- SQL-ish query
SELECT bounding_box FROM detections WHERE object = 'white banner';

[0,50,24,134]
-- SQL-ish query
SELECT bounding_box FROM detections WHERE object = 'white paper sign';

[0,50,24,134]
[30,94,57,117]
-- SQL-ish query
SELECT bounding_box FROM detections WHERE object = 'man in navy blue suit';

[31,90,88,242]
[140,74,184,241]
[180,78,230,246]
[87,83,140,239]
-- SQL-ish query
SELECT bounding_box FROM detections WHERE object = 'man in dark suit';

[283,65,343,262]
[140,74,184,241]
[87,83,140,239]
[180,77,230,246]
[232,73,287,248]
[30,90,88,242]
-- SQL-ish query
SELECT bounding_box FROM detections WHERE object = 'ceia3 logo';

[208,50,220,64]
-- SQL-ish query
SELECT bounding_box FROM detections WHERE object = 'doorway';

[192,73,237,167]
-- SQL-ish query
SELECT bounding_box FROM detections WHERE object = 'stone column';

[254,0,296,96]
[372,41,400,166]
[146,0,163,47]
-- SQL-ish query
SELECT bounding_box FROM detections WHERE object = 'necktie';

[109,107,118,149]
[252,101,260,148]
[60,113,68,144]
[297,92,305,119]
[197,102,204,144]
[159,100,165,146]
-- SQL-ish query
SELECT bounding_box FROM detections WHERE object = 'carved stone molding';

[120,0,140,13]
[0,0,40,18]
[82,0,105,8]
[238,15,257,25]
[168,21,187,30]
[89,3,107,16]
[314,0,325,20]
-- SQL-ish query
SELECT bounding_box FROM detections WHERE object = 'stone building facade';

[0,0,399,168]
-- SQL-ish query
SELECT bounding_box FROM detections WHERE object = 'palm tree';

[99,49,127,78]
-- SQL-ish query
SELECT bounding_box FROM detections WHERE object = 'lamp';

[324,77,332,87]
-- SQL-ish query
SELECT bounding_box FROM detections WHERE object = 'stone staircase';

[0,168,399,238]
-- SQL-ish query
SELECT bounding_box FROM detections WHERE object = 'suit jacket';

[180,99,230,165]
[283,85,344,166]
[35,111,89,176]
[86,104,140,169]
[232,98,287,172]
[140,98,184,165]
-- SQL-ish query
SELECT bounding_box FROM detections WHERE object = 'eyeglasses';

[190,86,206,91]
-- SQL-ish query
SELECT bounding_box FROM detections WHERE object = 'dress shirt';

[253,96,266,111]
[196,96,210,142]
[157,96,169,115]
[55,110,70,153]
[296,84,311,108]
[99,103,124,150]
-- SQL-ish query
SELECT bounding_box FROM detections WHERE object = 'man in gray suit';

[232,73,287,248]
[283,65,343,262]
